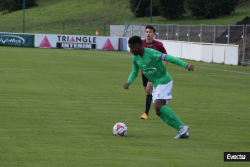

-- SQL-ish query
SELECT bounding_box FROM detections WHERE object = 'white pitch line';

[173,74,241,77]
[196,66,250,75]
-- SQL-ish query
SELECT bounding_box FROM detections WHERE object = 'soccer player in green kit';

[123,36,194,139]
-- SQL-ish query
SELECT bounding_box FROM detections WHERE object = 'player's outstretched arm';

[123,82,130,89]
[186,64,194,71]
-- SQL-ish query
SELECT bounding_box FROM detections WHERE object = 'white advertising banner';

[182,42,196,60]
[126,37,130,52]
[33,34,239,65]
[34,34,119,50]
[192,44,202,61]
[213,44,225,63]
[182,42,212,62]
[35,34,97,49]
[225,45,239,65]
[200,44,213,63]
[96,36,119,50]
[162,40,182,58]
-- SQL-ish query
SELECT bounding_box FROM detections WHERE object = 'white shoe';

[173,125,189,139]
[180,131,189,139]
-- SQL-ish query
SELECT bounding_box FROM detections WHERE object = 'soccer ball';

[112,122,128,136]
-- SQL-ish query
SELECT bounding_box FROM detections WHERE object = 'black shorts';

[142,75,151,87]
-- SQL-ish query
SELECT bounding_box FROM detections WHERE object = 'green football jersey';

[127,48,188,88]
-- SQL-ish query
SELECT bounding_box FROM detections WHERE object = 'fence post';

[200,24,202,43]
[215,25,217,43]
[177,24,179,41]
[167,25,168,40]
[132,23,134,36]
[158,24,160,39]
[242,25,246,66]
[213,25,216,43]
[171,25,174,40]
[188,25,190,42]
[227,24,230,44]
[139,23,141,37]
[23,0,25,33]
[124,22,127,37]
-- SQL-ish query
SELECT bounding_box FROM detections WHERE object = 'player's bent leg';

[141,90,151,119]
[145,82,153,95]
[141,75,148,92]
[154,99,166,116]
[155,100,190,138]
[153,82,189,138]
[141,81,153,119]
[141,75,151,119]
[154,99,186,130]
[141,82,150,120]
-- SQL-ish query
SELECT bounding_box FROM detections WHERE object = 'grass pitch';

[0,46,250,167]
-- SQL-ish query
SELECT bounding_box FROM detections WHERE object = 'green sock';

[158,105,185,131]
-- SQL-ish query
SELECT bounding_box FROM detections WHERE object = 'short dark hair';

[145,25,155,33]
[128,36,142,45]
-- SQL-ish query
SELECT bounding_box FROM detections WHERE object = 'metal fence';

[124,22,250,65]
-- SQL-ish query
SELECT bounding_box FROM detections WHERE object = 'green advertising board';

[0,33,34,47]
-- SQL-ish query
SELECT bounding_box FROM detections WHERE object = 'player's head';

[145,25,155,42]
[128,36,143,55]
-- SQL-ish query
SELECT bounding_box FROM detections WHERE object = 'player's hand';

[186,64,194,71]
[123,82,130,89]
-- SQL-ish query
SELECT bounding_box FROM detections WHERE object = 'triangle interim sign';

[39,36,52,48]
[102,38,114,50]
[70,37,75,42]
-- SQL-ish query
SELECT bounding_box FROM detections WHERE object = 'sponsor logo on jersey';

[154,53,161,57]
[141,67,157,75]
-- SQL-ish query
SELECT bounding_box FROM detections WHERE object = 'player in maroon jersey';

[140,25,168,120]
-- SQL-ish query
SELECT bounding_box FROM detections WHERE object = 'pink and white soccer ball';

[113,122,128,136]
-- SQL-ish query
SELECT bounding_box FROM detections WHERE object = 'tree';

[0,0,37,13]
[187,0,239,19]
[154,0,186,19]
[129,0,160,17]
